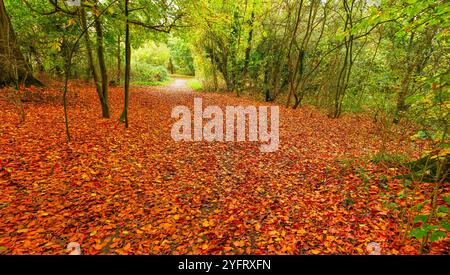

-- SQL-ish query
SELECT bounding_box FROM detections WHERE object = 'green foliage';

[379,175,390,190]
[406,76,450,140]
[131,42,171,83]
[133,42,171,67]
[414,215,428,224]
[442,221,450,231]
[5,0,87,77]
[409,222,447,242]
[444,196,450,205]
[409,194,450,248]
[403,152,450,183]
[371,152,409,165]
[131,64,169,83]
[168,36,195,75]
[187,79,203,91]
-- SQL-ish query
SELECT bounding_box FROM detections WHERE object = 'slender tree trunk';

[0,0,41,87]
[270,41,285,101]
[117,35,121,84]
[331,0,355,119]
[394,32,415,124]
[120,0,131,128]
[242,9,255,78]
[221,54,232,92]
[168,57,174,74]
[94,16,110,118]
[230,11,241,96]
[264,65,271,102]
[80,8,108,117]
[63,64,71,142]
[211,46,218,92]
[285,1,303,108]
[293,51,305,109]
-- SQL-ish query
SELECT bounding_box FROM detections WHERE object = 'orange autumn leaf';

[93,243,104,251]
[123,243,131,251]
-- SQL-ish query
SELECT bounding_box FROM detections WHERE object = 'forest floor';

[0,79,448,255]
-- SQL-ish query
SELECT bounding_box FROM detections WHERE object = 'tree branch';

[128,12,184,33]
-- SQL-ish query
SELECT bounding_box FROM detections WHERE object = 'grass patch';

[132,79,172,86]
[187,79,203,91]
[371,152,409,165]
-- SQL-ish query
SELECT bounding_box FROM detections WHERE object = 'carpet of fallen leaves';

[0,80,448,255]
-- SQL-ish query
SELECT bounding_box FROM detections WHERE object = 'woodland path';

[168,78,192,90]
[0,81,440,255]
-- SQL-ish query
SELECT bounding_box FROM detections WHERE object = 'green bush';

[131,63,169,83]
[187,79,203,91]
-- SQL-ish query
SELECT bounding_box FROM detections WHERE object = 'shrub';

[187,79,203,91]
[131,63,169,83]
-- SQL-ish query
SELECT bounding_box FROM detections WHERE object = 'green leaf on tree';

[414,215,427,224]
[438,206,448,213]
[409,228,427,239]
[429,231,446,242]
[441,221,450,231]
[444,196,450,205]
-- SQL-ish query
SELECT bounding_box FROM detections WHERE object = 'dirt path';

[0,82,445,255]
[168,78,191,90]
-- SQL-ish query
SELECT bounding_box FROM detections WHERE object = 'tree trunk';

[117,35,121,84]
[211,47,218,92]
[0,0,41,87]
[168,57,174,74]
[264,65,272,102]
[220,54,232,92]
[120,0,131,128]
[293,50,305,109]
[94,16,110,118]
[330,0,354,119]
[242,9,255,79]
[394,32,416,124]
[80,8,109,118]
[285,1,303,108]
[395,63,414,122]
